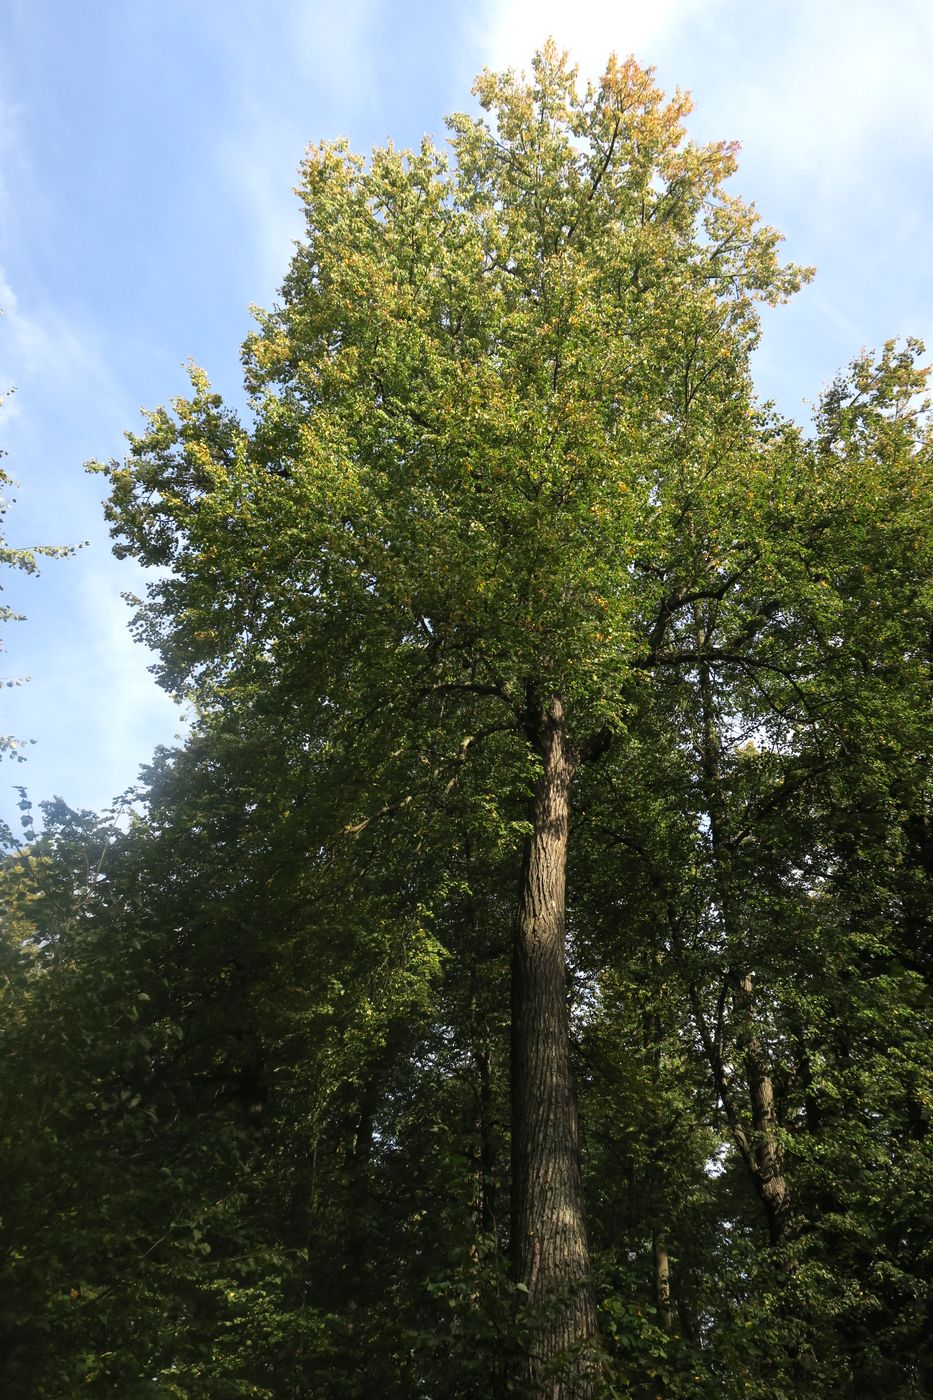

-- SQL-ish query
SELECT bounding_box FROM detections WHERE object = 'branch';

[666,909,756,1173]
[732,758,838,850]
[343,792,415,836]
[417,680,516,709]
[646,554,761,656]
[579,724,613,764]
[640,648,801,683]
[564,116,622,243]
[442,724,518,795]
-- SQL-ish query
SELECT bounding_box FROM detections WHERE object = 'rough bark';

[511,696,599,1398]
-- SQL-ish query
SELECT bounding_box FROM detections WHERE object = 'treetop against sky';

[0,0,931,829]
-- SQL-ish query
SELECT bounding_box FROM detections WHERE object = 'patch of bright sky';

[0,0,930,831]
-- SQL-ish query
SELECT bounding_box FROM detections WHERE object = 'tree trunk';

[469,981,497,1237]
[694,637,792,1250]
[653,1230,673,1334]
[511,696,599,1397]
[734,974,792,1246]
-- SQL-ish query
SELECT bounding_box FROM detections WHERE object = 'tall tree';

[97,45,809,1393]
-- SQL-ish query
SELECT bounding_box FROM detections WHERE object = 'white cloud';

[0,264,180,819]
[478,0,709,83]
[473,0,933,190]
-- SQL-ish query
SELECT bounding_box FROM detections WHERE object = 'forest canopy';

[1,44,931,1399]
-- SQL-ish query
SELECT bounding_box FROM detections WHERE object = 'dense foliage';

[1,47,930,1398]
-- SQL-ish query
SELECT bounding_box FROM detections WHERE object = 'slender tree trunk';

[694,636,792,1249]
[511,696,599,1397]
[734,975,792,1246]
[653,1231,673,1334]
[463,859,499,1241]
[469,979,497,1237]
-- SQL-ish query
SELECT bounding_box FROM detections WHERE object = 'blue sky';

[1,0,931,832]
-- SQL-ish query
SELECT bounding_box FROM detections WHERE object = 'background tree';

[571,341,932,1396]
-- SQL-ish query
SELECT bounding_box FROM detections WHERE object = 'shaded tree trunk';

[511,696,599,1397]
[733,974,792,1246]
[694,640,792,1249]
[653,1230,673,1334]
[469,979,497,1237]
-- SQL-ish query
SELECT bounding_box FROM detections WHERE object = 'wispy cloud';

[0,263,179,818]
[206,0,382,307]
[0,555,184,817]
[698,1,933,197]
[77,563,187,798]
[284,0,381,110]
[216,112,307,309]
[0,268,130,432]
